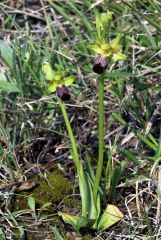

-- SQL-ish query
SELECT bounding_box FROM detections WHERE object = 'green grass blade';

[50,226,64,240]
[136,132,157,152]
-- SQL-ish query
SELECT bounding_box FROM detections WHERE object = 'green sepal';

[111,35,122,48]
[112,45,122,52]
[112,53,126,60]
[54,72,62,81]
[87,44,103,54]
[47,81,57,92]
[42,62,54,81]
[64,76,75,87]
[101,43,111,51]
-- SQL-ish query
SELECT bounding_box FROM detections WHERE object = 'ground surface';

[0,0,161,239]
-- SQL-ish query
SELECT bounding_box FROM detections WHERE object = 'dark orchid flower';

[56,85,70,101]
[93,55,108,74]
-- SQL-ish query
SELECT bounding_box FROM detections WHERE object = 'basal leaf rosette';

[42,62,75,101]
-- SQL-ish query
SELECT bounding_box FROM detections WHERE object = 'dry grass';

[0,0,161,239]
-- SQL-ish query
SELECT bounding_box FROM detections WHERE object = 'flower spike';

[88,12,126,74]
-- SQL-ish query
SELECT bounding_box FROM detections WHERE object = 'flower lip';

[93,55,108,74]
[56,85,70,101]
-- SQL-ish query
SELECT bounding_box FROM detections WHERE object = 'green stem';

[57,97,87,217]
[57,97,80,171]
[93,73,105,205]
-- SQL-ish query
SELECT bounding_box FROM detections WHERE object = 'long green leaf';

[50,226,64,240]
[0,40,13,69]
[136,132,157,152]
[155,130,161,159]
[0,80,20,93]
[18,227,25,240]
[85,172,100,221]
[0,228,6,240]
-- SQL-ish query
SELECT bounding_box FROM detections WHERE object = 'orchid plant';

[41,11,126,232]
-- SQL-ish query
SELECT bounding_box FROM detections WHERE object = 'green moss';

[33,171,73,205]
[13,170,82,239]
[15,170,73,210]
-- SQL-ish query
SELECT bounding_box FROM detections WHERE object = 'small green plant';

[0,40,20,93]
[0,228,6,240]
[41,11,126,231]
[28,196,52,223]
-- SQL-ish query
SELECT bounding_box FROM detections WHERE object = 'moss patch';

[13,170,84,239]
[33,171,73,205]
[15,170,73,210]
